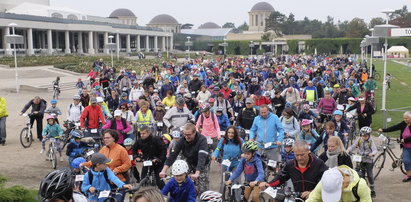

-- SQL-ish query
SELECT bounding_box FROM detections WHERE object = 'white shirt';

[67,103,84,122]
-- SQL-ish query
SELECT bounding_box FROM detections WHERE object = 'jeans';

[30,114,44,140]
[402,147,411,171]
[356,162,374,187]
[0,116,6,142]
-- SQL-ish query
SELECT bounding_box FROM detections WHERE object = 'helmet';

[333,84,340,88]
[50,99,57,104]
[201,103,211,112]
[171,160,189,175]
[39,168,74,201]
[70,157,86,169]
[241,141,258,153]
[208,98,215,103]
[302,104,310,110]
[171,130,181,138]
[70,130,83,139]
[215,106,223,112]
[199,191,222,202]
[360,126,372,135]
[301,119,313,126]
[163,134,172,142]
[156,101,163,106]
[73,95,81,100]
[46,115,55,121]
[333,110,343,116]
[348,97,356,102]
[123,138,134,146]
[284,138,295,147]
[96,97,104,103]
[184,93,191,98]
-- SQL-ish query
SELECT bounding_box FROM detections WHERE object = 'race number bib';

[129,155,133,161]
[220,131,225,137]
[90,129,97,133]
[157,122,163,127]
[222,159,231,167]
[86,150,95,157]
[75,175,84,182]
[268,160,277,168]
[98,190,110,198]
[245,130,250,134]
[165,106,170,110]
[143,160,153,166]
[231,184,242,190]
[353,155,362,162]
[234,112,238,116]
[264,142,272,149]
[264,187,278,198]
[206,136,213,145]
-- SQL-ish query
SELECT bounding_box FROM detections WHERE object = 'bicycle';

[136,159,160,188]
[226,183,250,202]
[53,84,60,100]
[61,121,81,150]
[102,187,140,202]
[20,113,34,148]
[47,137,59,169]
[259,187,303,202]
[373,132,406,180]
[346,114,358,147]
[351,153,371,184]
[258,142,282,182]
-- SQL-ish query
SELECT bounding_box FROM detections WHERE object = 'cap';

[176,97,185,106]
[96,97,104,103]
[73,95,81,100]
[213,86,220,91]
[121,92,128,97]
[90,97,97,103]
[114,110,122,117]
[245,98,253,104]
[321,168,343,202]
[91,153,112,165]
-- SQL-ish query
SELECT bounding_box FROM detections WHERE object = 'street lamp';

[116,30,120,60]
[166,34,170,60]
[107,35,116,68]
[185,36,193,60]
[249,41,254,57]
[219,38,228,57]
[5,23,23,93]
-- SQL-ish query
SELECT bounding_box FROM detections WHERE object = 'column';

[47,29,53,55]
[154,36,158,52]
[170,35,174,51]
[93,32,99,53]
[161,36,166,52]
[55,31,60,50]
[78,32,83,53]
[3,27,11,56]
[116,33,120,54]
[64,30,71,54]
[103,32,109,54]
[27,28,34,55]
[136,35,141,52]
[42,32,46,50]
[145,35,150,53]
[88,31,94,54]
[126,34,131,53]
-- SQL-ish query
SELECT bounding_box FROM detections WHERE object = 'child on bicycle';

[347,126,377,198]
[45,99,62,124]
[161,160,196,202]
[299,119,320,154]
[281,138,295,161]
[225,141,264,202]
[66,130,89,165]
[81,153,132,202]
[41,115,64,161]
[168,130,181,157]
[123,138,140,183]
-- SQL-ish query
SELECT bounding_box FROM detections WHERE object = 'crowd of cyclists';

[27,53,411,202]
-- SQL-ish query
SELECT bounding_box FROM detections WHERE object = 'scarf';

[283,116,293,124]
[325,148,341,168]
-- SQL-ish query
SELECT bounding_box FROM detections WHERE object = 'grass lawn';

[371,59,411,136]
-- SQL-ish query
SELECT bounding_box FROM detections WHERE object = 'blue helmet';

[70,130,83,139]
[70,157,86,169]
[50,99,57,104]
[333,110,343,116]
[123,138,134,146]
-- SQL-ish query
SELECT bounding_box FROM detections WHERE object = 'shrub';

[0,175,32,201]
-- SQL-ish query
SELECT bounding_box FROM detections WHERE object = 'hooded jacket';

[249,112,285,149]
[229,153,264,182]
[161,177,196,202]
[212,138,244,170]
[81,167,125,202]
[66,139,89,158]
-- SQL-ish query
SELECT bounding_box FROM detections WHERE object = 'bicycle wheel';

[374,73,381,81]
[20,127,33,148]
[399,155,407,176]
[103,198,117,202]
[50,148,57,169]
[373,153,385,180]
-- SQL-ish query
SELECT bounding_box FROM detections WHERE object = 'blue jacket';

[81,167,125,202]
[229,154,264,182]
[161,177,196,202]
[66,139,89,158]
[42,123,63,138]
[249,113,284,149]
[212,138,244,170]
[216,114,230,131]
[298,110,318,121]
[281,150,295,161]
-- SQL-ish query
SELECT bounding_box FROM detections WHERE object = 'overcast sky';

[52,0,411,28]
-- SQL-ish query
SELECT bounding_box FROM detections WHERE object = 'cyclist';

[45,99,62,124]
[280,108,300,138]
[299,119,320,155]
[102,110,131,145]
[0,96,7,146]
[225,141,264,202]
[199,191,223,202]
[249,104,285,162]
[318,136,353,168]
[67,95,84,123]
[281,138,295,161]
[317,90,337,123]
[161,160,196,202]
[311,121,346,152]
[41,115,64,161]
[123,138,140,183]
[81,153,132,202]
[80,97,106,136]
[80,88,90,108]
[331,110,349,139]
[215,107,230,132]
[66,130,88,165]
[272,89,286,117]
[345,96,375,129]
[132,126,167,189]
[302,80,318,103]
[160,123,210,195]
[39,168,79,202]
[163,97,195,131]
[97,97,112,119]
[298,104,319,121]
[237,98,259,130]
[347,126,377,197]
[20,96,47,141]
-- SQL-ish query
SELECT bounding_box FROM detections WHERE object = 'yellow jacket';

[0,97,8,118]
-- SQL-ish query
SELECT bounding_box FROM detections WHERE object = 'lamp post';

[185,36,193,60]
[166,34,170,60]
[116,30,120,60]
[6,23,23,93]
[249,41,254,57]
[220,38,228,57]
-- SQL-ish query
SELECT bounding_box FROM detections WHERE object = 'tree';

[282,13,297,35]
[237,22,249,31]
[222,22,235,28]
[345,18,369,38]
[261,32,274,41]
[389,6,411,28]
[181,23,194,29]
[265,11,286,36]
[369,17,385,28]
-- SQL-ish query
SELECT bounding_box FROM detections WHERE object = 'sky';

[52,0,411,28]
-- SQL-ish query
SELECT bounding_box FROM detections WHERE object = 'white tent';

[387,46,409,58]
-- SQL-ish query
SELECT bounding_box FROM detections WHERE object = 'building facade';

[248,2,275,32]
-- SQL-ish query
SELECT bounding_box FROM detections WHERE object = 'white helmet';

[171,130,181,138]
[96,97,104,103]
[284,138,295,147]
[360,126,372,135]
[171,160,189,175]
[200,191,222,202]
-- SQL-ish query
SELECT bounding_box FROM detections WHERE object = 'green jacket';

[0,97,8,118]
[363,80,377,91]
[349,85,361,98]
[306,165,372,202]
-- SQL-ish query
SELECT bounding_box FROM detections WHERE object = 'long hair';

[132,186,165,202]
[223,126,241,145]
[328,136,348,155]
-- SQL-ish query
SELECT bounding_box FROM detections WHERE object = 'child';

[310,121,345,152]
[66,130,89,165]
[70,157,87,175]
[153,101,166,133]
[226,141,264,202]
[299,119,320,155]
[76,78,85,95]
[41,115,64,161]
[215,107,230,132]
[45,99,62,124]
[347,126,377,198]
[386,73,392,89]
[281,138,295,162]
[161,160,196,202]
[81,153,132,202]
[123,138,140,183]
[168,130,181,157]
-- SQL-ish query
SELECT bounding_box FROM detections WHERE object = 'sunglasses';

[121,107,126,109]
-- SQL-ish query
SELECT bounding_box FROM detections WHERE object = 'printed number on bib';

[264,142,272,149]
[206,136,213,145]
[90,129,97,133]
[157,122,163,127]
[75,175,84,182]
[143,160,153,166]
[98,190,110,198]
[231,184,242,190]
[264,187,278,198]
[222,159,231,167]
[86,150,95,156]
[268,160,277,168]
[353,155,362,162]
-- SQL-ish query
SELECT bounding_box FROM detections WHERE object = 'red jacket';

[220,88,232,99]
[254,96,271,106]
[80,105,106,129]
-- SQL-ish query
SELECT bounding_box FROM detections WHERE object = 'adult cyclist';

[80,97,106,137]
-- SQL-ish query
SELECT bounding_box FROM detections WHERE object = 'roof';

[250,2,275,12]
[181,28,232,37]
[148,14,179,25]
[109,8,136,18]
[198,22,221,29]
[387,46,409,52]
[6,2,84,17]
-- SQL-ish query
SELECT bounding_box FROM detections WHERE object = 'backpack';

[242,107,258,116]
[352,180,360,202]
[87,169,110,185]
[200,112,216,130]
[69,104,84,116]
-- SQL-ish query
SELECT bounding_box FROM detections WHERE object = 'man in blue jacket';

[249,104,285,161]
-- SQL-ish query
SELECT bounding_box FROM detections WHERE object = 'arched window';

[51,12,63,18]
[67,14,78,20]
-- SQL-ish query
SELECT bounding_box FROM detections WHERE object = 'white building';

[248,1,274,32]
[147,14,181,33]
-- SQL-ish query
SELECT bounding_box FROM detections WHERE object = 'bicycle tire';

[373,153,385,180]
[374,73,381,81]
[20,127,33,148]
[103,197,117,202]
[51,148,57,169]
[399,156,407,176]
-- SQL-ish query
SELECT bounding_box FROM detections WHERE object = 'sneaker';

[402,176,411,182]
[60,157,64,162]
[40,149,45,154]
[371,191,376,198]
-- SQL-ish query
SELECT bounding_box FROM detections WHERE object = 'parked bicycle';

[373,132,406,180]
[20,113,34,148]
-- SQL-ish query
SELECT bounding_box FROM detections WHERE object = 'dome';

[198,22,221,29]
[109,8,136,18]
[148,14,179,24]
[250,2,274,12]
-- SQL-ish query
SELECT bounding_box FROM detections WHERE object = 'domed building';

[109,8,137,25]
[198,22,221,29]
[147,14,181,33]
[248,1,274,32]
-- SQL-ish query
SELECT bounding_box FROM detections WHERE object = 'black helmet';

[39,168,74,201]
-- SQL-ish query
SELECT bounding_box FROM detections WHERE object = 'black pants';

[30,115,43,140]
[356,162,375,186]
[141,165,165,189]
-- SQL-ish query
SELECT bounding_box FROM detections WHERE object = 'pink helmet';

[301,119,313,126]
[302,104,310,110]
[46,115,55,121]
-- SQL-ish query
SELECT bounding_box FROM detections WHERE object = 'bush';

[0,175,32,201]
